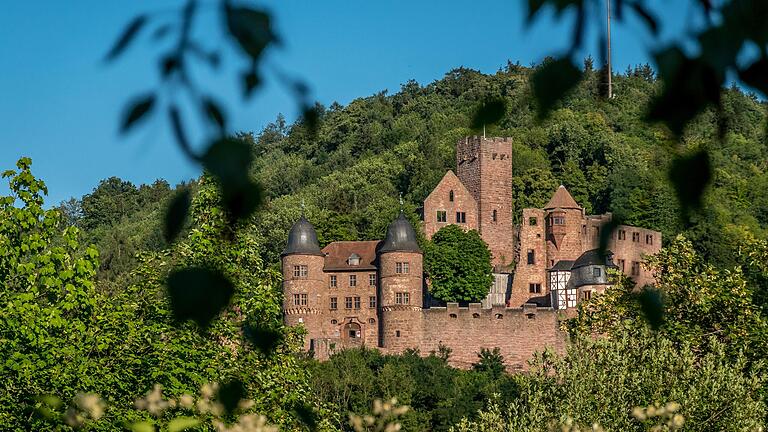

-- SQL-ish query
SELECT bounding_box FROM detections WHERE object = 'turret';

[378,212,423,352]
[282,216,325,351]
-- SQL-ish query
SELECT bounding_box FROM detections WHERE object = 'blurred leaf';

[168,417,200,432]
[739,56,768,97]
[597,218,622,259]
[647,49,722,137]
[121,94,155,133]
[698,26,741,73]
[470,97,507,130]
[161,55,181,79]
[216,380,245,415]
[202,97,226,132]
[531,58,582,119]
[242,69,261,98]
[630,2,658,35]
[152,23,173,40]
[669,150,711,213]
[105,15,147,62]
[244,323,284,355]
[637,287,664,330]
[126,421,155,432]
[201,138,252,187]
[167,267,234,328]
[225,5,279,61]
[169,106,197,160]
[302,104,321,137]
[35,395,62,409]
[164,189,191,243]
[293,403,318,430]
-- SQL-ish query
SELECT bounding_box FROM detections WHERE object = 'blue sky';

[0,1,696,205]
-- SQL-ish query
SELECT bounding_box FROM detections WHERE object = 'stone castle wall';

[423,171,478,239]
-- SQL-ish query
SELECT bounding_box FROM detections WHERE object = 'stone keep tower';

[544,185,585,267]
[281,216,325,351]
[456,136,514,266]
[378,212,424,352]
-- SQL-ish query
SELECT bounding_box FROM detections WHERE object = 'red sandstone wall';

[419,303,563,370]
[321,270,380,348]
[423,171,478,239]
[511,208,547,307]
[545,207,585,267]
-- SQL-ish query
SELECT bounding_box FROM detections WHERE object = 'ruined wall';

[419,303,563,371]
[423,171,478,239]
[510,208,547,307]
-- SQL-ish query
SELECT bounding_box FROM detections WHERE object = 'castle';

[282,137,661,369]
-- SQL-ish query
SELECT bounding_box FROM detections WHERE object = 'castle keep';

[282,137,661,369]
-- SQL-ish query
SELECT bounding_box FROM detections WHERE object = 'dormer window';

[449,190,454,202]
[347,253,361,266]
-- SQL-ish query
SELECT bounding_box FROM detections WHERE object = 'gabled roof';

[423,170,477,206]
[549,260,574,271]
[321,241,381,271]
[544,185,581,210]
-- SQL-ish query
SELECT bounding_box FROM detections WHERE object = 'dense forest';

[3,62,768,430]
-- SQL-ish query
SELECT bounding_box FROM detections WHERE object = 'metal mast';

[606,0,613,99]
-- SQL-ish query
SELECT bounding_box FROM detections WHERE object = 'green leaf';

[217,380,245,415]
[167,417,200,432]
[471,97,507,130]
[739,56,768,97]
[637,287,664,330]
[531,58,583,119]
[121,94,155,133]
[225,5,279,61]
[126,421,155,432]
[163,189,191,243]
[166,267,234,329]
[202,97,226,132]
[105,15,148,62]
[668,150,711,214]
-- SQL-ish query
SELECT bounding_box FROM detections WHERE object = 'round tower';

[282,216,325,351]
[378,212,423,352]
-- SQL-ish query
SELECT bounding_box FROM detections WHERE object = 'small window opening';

[449,313,457,319]
[495,314,503,319]
[472,313,480,318]
[527,249,535,265]
[492,209,497,222]
[396,330,401,337]
[529,217,537,226]
[449,190,454,202]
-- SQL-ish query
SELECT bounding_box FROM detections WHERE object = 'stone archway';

[342,321,363,346]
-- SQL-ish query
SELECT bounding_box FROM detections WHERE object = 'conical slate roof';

[379,212,421,254]
[571,249,616,269]
[282,216,323,257]
[544,185,581,210]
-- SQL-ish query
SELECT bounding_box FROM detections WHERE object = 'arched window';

[495,314,503,319]
[449,190,454,202]
[449,313,457,319]
[368,318,375,324]
[472,313,480,318]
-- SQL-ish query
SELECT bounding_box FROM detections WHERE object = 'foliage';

[0,160,327,430]
[307,348,520,432]
[423,225,494,303]
[452,329,766,431]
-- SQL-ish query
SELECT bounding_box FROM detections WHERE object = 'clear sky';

[0,0,697,205]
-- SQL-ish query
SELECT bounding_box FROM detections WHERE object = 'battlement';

[461,136,514,145]
[423,302,554,319]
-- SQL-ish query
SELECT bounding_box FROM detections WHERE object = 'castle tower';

[378,212,423,352]
[455,136,514,266]
[281,216,325,351]
[544,185,585,269]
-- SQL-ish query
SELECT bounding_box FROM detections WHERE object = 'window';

[618,230,626,240]
[436,210,447,222]
[593,267,602,278]
[345,297,353,309]
[293,294,308,306]
[552,216,565,225]
[349,275,357,287]
[369,273,376,286]
[330,297,337,310]
[329,275,337,288]
[631,261,640,276]
[492,209,497,222]
[354,296,361,309]
[529,217,537,226]
[632,232,640,242]
[395,292,410,304]
[527,249,535,265]
[396,262,410,274]
[331,319,338,325]
[449,313,457,318]
[473,313,480,318]
[583,291,592,301]
[368,318,375,324]
[495,313,503,319]
[618,259,626,273]
[456,211,466,223]
[293,265,308,278]
[349,329,358,338]
[369,296,377,308]
[396,330,401,337]
[347,254,360,266]
[646,234,654,245]
[449,190,454,202]
[529,283,542,294]
[582,224,587,234]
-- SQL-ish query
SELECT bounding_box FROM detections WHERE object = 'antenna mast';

[606,0,613,99]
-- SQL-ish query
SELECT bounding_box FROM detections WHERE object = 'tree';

[472,348,506,378]
[424,225,494,303]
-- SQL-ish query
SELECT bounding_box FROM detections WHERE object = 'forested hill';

[67,61,768,283]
